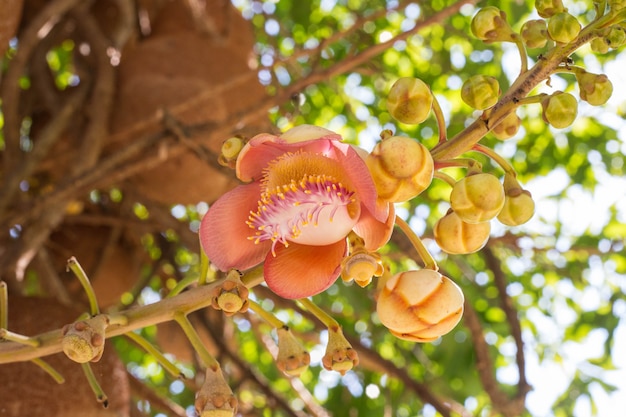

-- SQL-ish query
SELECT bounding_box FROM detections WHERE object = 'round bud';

[521,19,549,48]
[576,72,613,106]
[542,92,578,128]
[434,210,491,255]
[547,12,581,44]
[387,77,434,124]
[366,136,434,202]
[498,190,535,226]
[376,269,464,342]
[610,0,626,10]
[535,0,567,18]
[492,111,521,140]
[607,27,626,48]
[450,173,505,223]
[461,75,501,110]
[471,7,516,42]
[590,37,610,54]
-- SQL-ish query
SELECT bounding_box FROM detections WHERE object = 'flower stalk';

[31,357,65,384]
[0,281,7,330]
[82,362,109,408]
[394,216,438,271]
[66,257,99,316]
[175,313,219,371]
[125,331,187,379]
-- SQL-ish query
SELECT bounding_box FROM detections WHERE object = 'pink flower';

[200,125,394,299]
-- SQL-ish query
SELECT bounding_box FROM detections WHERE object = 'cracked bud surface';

[547,12,581,44]
[521,19,548,48]
[195,367,238,417]
[450,173,505,224]
[61,314,109,363]
[461,75,501,110]
[376,270,464,342]
[434,209,491,254]
[576,72,613,106]
[542,92,578,128]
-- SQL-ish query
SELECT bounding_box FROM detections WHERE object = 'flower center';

[247,174,360,254]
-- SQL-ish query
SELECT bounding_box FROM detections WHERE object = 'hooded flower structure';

[200,125,394,299]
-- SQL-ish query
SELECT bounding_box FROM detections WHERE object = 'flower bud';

[366,136,434,202]
[434,209,491,254]
[520,19,549,48]
[470,7,516,42]
[386,77,433,124]
[450,173,505,224]
[607,27,626,48]
[210,270,249,316]
[535,0,566,18]
[497,173,535,226]
[218,136,245,168]
[542,92,578,128]
[492,111,521,140]
[341,249,384,288]
[61,315,109,363]
[576,72,613,106]
[610,0,626,10]
[547,12,581,44]
[276,327,310,377]
[376,269,464,342]
[322,327,359,375]
[461,75,501,110]
[195,367,238,417]
[590,37,610,54]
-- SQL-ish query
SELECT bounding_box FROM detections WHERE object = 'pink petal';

[199,183,272,271]
[264,240,347,299]
[327,142,389,222]
[353,203,395,251]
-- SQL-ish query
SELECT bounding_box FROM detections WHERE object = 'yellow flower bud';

[577,72,613,106]
[470,7,516,42]
[218,136,246,169]
[461,75,501,110]
[450,173,505,224]
[497,173,535,226]
[535,0,567,18]
[521,19,548,49]
[366,136,434,202]
[434,209,491,254]
[276,327,310,377]
[376,269,464,342]
[590,37,610,54]
[387,77,434,124]
[607,27,626,48]
[542,91,578,128]
[492,111,521,140]
[547,12,581,44]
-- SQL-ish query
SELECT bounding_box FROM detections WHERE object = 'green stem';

[174,313,219,370]
[434,158,482,171]
[394,216,438,271]
[431,93,448,143]
[297,298,340,331]
[248,300,286,329]
[512,34,529,75]
[32,358,65,384]
[241,264,265,287]
[167,275,199,298]
[0,329,40,347]
[125,331,187,379]
[67,257,99,316]
[198,248,210,286]
[82,363,108,407]
[472,143,516,175]
[0,281,7,330]
[433,171,457,187]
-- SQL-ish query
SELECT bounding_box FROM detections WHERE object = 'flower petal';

[279,124,341,143]
[327,142,389,222]
[199,183,271,271]
[264,240,347,299]
[353,203,395,251]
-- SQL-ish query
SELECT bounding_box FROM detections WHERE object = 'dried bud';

[276,327,310,377]
[218,136,245,168]
[434,209,491,255]
[461,75,501,110]
[210,270,249,316]
[376,269,464,342]
[322,327,359,375]
[341,249,384,288]
[470,7,516,42]
[366,135,434,202]
[520,19,549,48]
[195,367,238,417]
[535,0,566,18]
[61,315,109,363]
[450,173,505,224]
[547,12,581,44]
[497,173,535,226]
[542,91,578,128]
[576,72,613,106]
[492,111,521,140]
[386,77,434,124]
